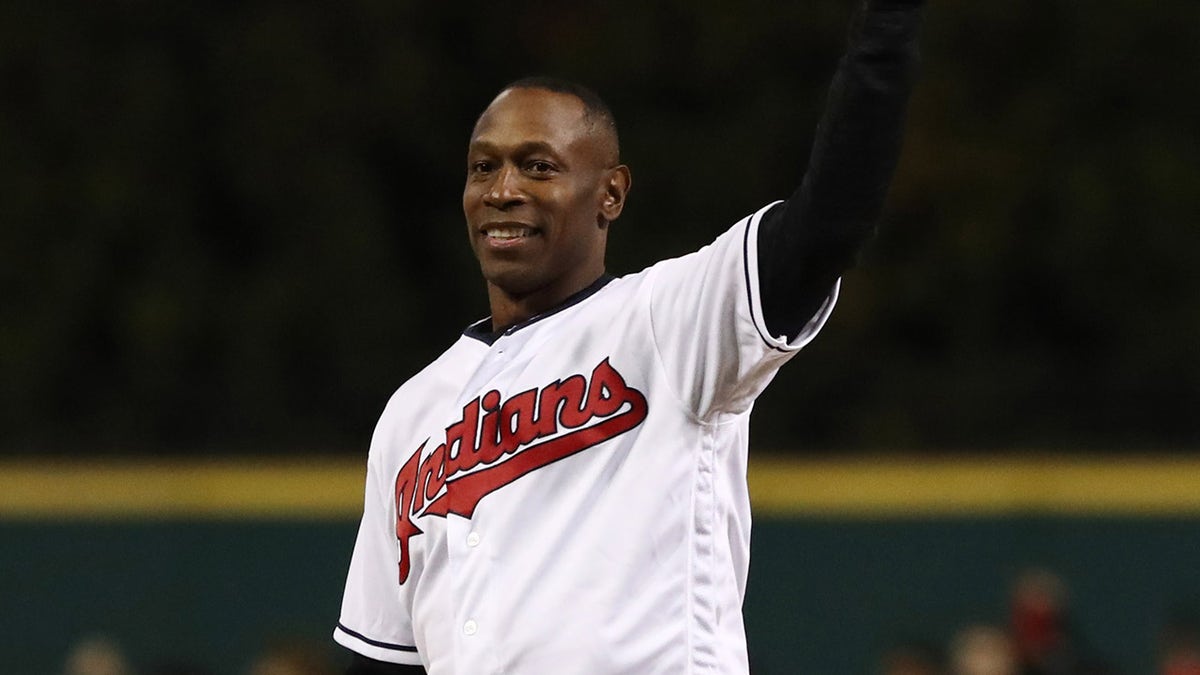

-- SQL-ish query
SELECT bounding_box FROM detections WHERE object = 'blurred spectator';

[1009,567,1116,675]
[949,624,1017,675]
[145,662,212,675]
[881,639,945,675]
[1162,647,1200,675]
[63,636,132,675]
[1160,609,1200,675]
[247,640,338,675]
[1011,568,1072,674]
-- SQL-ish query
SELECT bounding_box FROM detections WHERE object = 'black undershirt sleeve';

[345,653,426,675]
[757,0,924,340]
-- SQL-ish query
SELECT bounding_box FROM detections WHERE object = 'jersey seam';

[686,455,695,675]
[689,425,719,674]
[644,266,716,428]
[645,209,798,426]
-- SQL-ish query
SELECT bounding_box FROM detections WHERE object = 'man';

[335,1,924,673]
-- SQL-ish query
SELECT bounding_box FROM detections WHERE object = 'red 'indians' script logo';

[393,357,648,583]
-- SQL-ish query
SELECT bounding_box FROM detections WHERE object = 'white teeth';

[486,226,533,240]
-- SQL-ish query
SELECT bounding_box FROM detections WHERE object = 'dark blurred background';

[4,4,1200,674]
[3,0,1199,456]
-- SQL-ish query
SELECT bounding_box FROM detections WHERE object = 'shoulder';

[635,202,780,282]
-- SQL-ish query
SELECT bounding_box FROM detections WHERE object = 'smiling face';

[463,87,629,328]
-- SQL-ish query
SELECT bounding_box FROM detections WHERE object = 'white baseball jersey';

[335,202,839,674]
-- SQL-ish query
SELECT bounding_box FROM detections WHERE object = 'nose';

[483,165,527,210]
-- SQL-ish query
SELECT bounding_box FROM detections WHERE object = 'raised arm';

[758,0,925,339]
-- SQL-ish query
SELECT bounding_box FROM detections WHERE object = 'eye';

[470,160,493,174]
[527,160,556,175]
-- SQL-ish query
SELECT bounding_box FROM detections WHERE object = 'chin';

[479,262,546,298]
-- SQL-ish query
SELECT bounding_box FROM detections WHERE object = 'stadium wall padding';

[5,457,1200,674]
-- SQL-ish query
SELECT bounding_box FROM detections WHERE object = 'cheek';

[552,183,601,227]
[462,185,481,216]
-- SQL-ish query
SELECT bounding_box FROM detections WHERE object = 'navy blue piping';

[462,274,616,345]
[336,622,419,653]
[742,214,790,353]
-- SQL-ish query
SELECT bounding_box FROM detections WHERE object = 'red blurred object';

[1011,569,1069,667]
[1163,648,1200,675]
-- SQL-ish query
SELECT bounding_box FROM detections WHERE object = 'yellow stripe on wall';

[748,455,1200,517]
[0,458,367,520]
[2,455,1200,520]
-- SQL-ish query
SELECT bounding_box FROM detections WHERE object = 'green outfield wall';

[3,457,1199,674]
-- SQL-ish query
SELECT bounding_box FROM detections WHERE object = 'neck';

[487,271,607,332]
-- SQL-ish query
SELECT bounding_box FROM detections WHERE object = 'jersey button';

[466,532,481,548]
[463,620,478,636]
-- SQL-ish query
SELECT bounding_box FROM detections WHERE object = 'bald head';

[477,77,621,167]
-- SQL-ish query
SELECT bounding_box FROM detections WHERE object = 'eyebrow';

[467,139,562,158]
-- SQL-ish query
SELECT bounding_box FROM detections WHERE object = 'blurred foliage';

[1,0,1198,454]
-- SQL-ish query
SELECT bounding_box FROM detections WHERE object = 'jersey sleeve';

[647,202,839,420]
[334,435,423,666]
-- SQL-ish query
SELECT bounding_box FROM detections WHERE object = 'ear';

[598,165,632,227]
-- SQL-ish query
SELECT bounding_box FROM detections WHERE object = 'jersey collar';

[462,274,616,346]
